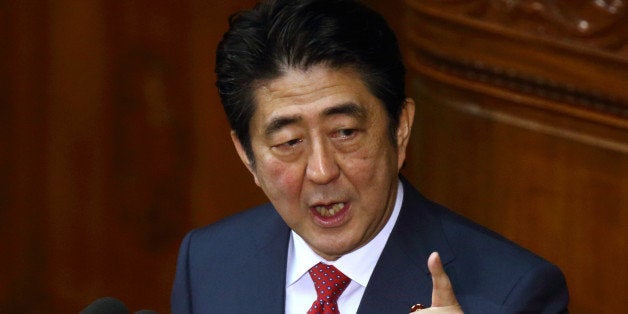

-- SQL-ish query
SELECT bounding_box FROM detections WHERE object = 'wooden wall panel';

[1,1,50,312]
[2,0,260,313]
[405,79,627,313]
[401,1,627,313]
[187,0,266,227]
[45,1,111,311]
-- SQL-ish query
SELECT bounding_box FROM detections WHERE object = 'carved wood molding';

[410,0,627,53]
[405,0,628,125]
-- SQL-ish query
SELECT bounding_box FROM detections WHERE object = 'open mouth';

[313,202,345,217]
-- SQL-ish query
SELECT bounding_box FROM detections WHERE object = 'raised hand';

[410,252,463,313]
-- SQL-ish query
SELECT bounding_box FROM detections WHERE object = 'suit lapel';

[238,207,291,313]
[357,178,455,313]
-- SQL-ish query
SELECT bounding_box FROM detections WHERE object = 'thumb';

[428,252,459,307]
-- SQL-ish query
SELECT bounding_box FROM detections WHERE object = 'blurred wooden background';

[1,0,626,313]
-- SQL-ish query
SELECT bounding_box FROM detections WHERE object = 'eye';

[284,138,303,147]
[271,138,303,154]
[333,128,358,139]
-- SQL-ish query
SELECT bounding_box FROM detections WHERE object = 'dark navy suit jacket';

[171,178,569,313]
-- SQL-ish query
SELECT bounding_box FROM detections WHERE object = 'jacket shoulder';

[400,180,568,312]
[184,203,286,260]
[172,203,290,313]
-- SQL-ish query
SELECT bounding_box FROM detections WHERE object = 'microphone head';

[134,310,158,314]
[80,297,130,314]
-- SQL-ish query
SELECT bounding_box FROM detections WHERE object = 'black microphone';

[80,297,130,314]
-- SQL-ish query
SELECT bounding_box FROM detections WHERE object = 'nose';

[305,139,340,185]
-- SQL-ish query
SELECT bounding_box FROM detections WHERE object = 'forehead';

[251,65,380,129]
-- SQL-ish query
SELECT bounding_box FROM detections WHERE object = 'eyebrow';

[263,102,367,137]
[264,115,302,137]
[322,102,367,120]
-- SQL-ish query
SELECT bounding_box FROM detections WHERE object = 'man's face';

[232,65,414,261]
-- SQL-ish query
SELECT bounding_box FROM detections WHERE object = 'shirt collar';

[286,180,404,287]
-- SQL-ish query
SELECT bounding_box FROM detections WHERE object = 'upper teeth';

[315,203,344,217]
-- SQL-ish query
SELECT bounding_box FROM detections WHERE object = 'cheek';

[257,157,304,201]
[340,138,398,176]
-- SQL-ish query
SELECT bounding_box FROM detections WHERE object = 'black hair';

[216,0,406,163]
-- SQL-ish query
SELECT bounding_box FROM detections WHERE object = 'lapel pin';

[410,303,425,311]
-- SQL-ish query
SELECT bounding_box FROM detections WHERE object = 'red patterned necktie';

[307,262,351,314]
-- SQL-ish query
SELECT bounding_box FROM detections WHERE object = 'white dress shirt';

[285,181,404,314]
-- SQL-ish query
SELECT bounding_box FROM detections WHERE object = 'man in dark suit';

[171,0,569,313]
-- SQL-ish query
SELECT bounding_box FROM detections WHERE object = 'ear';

[230,131,261,186]
[396,98,415,170]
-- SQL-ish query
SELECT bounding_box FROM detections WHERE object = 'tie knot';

[308,262,351,312]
